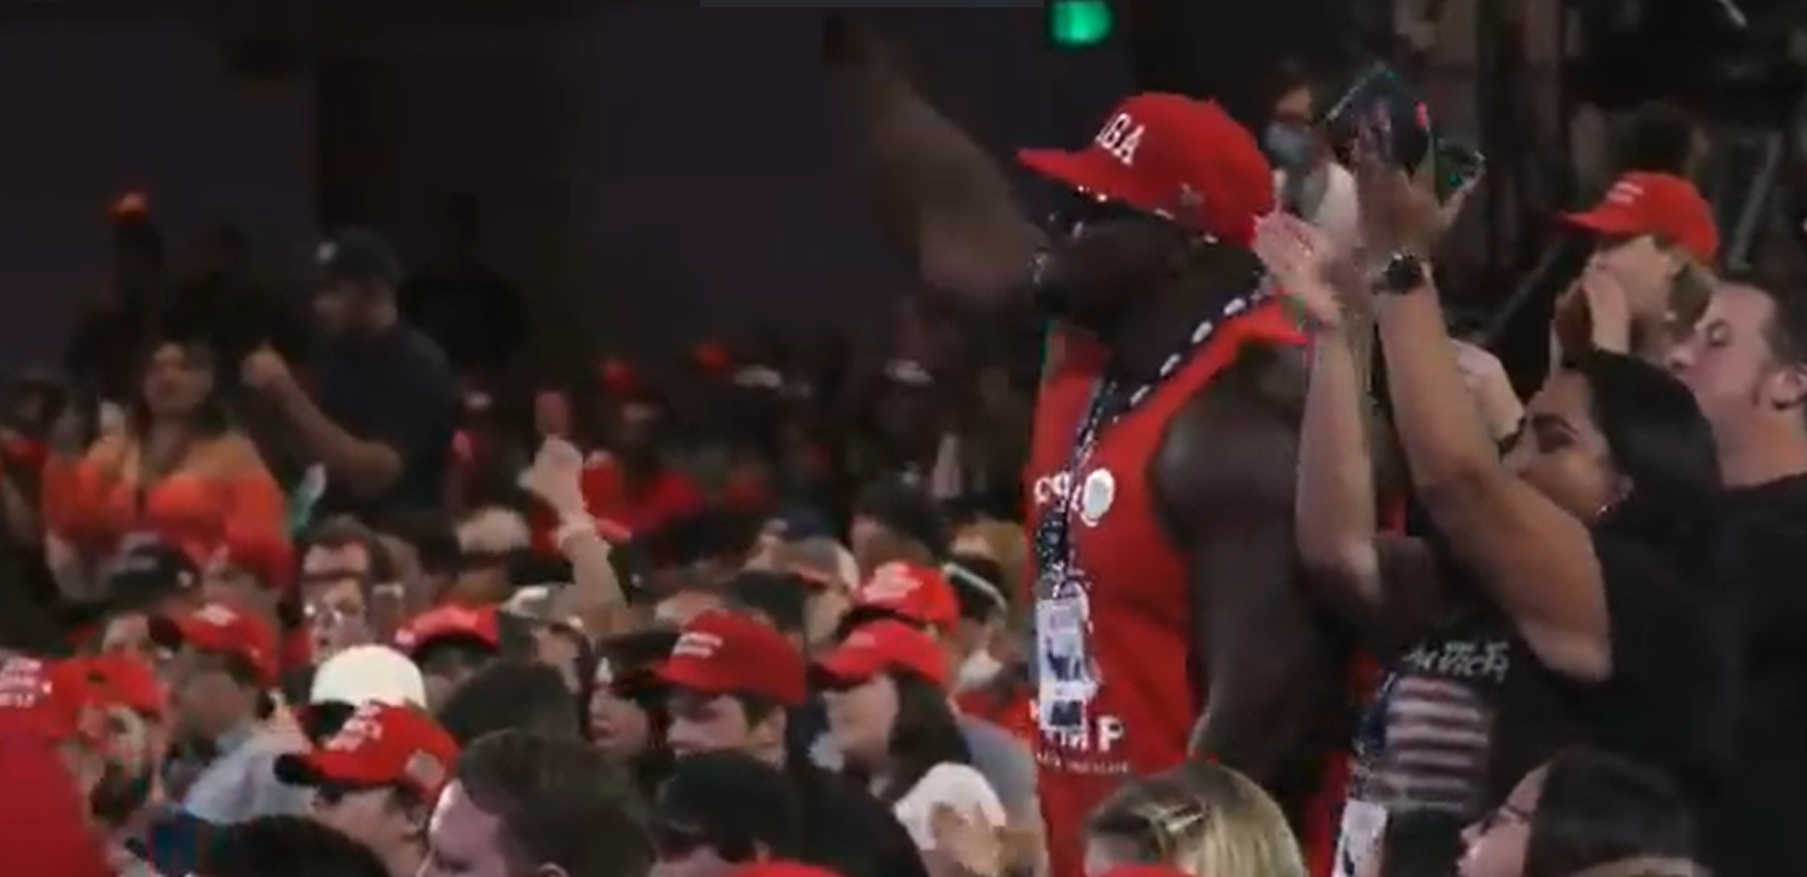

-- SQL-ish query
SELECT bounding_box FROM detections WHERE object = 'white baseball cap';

[308,645,427,708]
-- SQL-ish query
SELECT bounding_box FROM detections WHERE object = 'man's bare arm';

[1158,353,1342,790]
[825,15,1042,310]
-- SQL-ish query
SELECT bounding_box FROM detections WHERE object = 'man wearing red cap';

[827,22,1348,877]
[393,602,504,710]
[155,602,311,823]
[275,702,458,877]
[655,610,926,877]
[1555,171,1719,366]
[0,654,174,875]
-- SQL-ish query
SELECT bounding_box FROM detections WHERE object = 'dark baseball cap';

[315,227,403,287]
[102,535,200,611]
[654,751,801,862]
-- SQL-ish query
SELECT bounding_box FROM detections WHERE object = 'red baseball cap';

[853,562,960,632]
[733,863,845,877]
[1562,172,1718,263]
[275,702,459,800]
[655,610,807,707]
[393,604,502,658]
[77,653,166,717]
[1020,93,1274,245]
[0,657,100,743]
[150,602,278,686]
[814,619,949,689]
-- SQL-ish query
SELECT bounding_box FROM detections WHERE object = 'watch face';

[1382,254,1425,292]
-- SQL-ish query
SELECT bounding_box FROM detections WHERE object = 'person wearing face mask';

[1264,64,1360,250]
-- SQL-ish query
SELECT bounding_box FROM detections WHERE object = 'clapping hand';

[1253,212,1350,330]
[517,437,587,517]
[927,803,1005,877]
[1351,122,1474,264]
[1578,265,1633,354]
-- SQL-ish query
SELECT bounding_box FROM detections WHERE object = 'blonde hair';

[952,520,1029,597]
[1085,762,1307,877]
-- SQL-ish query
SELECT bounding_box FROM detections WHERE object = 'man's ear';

[1770,363,1807,411]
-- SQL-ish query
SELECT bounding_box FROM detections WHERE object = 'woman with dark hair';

[1264,185,1728,877]
[590,628,679,799]
[44,334,285,587]
[813,619,1005,858]
[1459,748,1697,877]
[1357,809,1467,877]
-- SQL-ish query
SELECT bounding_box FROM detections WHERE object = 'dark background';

[0,5,1138,373]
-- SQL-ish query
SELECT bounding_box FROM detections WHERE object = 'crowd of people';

[0,16,1798,877]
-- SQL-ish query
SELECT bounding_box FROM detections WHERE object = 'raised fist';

[517,437,586,516]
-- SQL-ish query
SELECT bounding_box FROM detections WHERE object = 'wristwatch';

[1373,251,1429,295]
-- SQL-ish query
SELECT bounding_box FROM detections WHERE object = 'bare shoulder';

[1152,341,1305,529]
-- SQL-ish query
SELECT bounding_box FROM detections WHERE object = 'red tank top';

[1025,299,1303,877]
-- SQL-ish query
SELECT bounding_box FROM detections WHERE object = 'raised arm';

[825,16,1042,311]
[519,438,628,636]
[1360,159,1612,682]
[1254,214,1440,651]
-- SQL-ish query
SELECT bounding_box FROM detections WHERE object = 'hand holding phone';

[1325,64,1484,205]
[1325,64,1432,173]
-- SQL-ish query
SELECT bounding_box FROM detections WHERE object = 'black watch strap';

[1374,252,1428,295]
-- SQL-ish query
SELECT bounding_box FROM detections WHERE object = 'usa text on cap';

[1561,172,1718,263]
[1019,93,1274,245]
[274,702,458,800]
[654,610,807,707]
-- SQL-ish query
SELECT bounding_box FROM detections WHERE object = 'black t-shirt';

[312,324,458,518]
[1574,532,1733,798]
[791,761,927,877]
[1338,531,1727,877]
[1701,474,1807,877]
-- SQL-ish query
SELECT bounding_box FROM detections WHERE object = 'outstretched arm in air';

[824,15,1042,311]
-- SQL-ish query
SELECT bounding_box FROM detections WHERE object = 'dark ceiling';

[0,0,577,43]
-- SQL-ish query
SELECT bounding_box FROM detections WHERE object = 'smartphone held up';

[1322,63,1483,205]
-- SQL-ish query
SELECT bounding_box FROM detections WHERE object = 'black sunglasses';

[1045,193,1175,239]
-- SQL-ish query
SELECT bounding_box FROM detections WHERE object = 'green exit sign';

[1050,0,1113,49]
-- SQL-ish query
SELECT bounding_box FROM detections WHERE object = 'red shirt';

[1024,302,1306,877]
[531,456,705,552]
[957,685,1035,747]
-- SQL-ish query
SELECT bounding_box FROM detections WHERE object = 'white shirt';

[890,762,1008,851]
[1274,162,1361,252]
